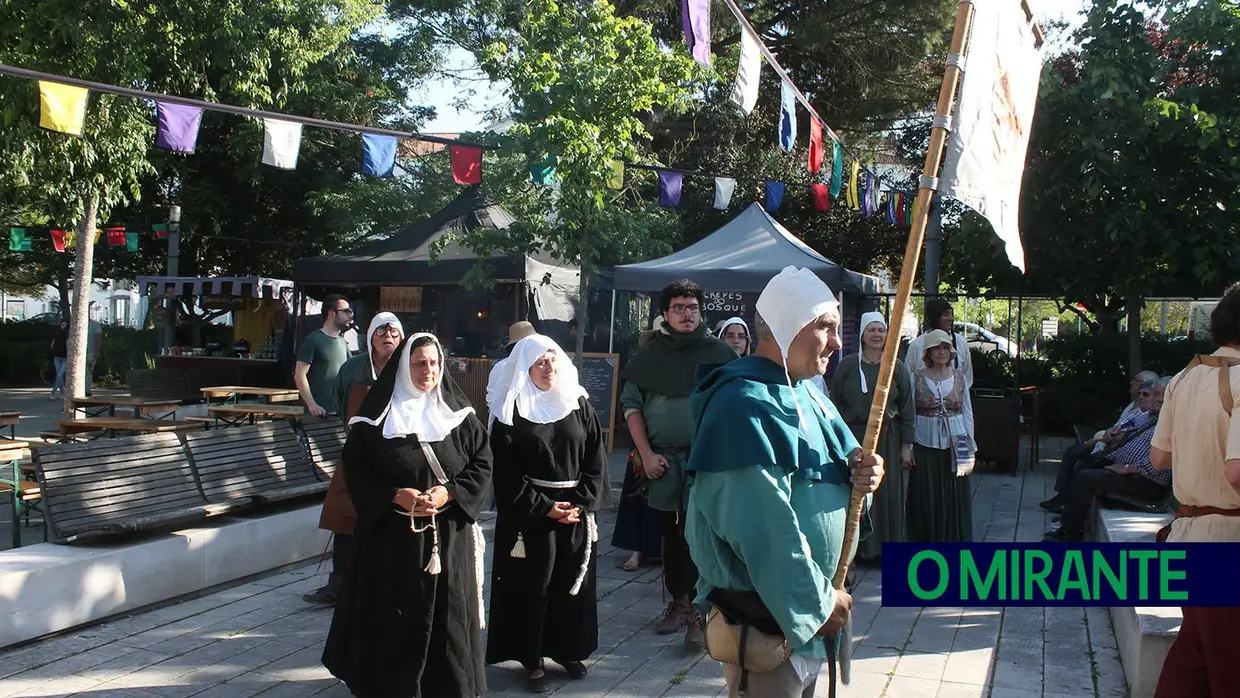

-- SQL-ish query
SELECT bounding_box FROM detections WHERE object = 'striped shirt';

[1107,418,1171,488]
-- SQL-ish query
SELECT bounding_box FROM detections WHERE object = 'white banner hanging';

[939,1,1043,272]
[714,177,737,209]
[262,118,304,169]
[729,29,762,115]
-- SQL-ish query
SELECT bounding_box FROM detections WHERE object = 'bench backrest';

[33,433,205,540]
[127,369,195,402]
[300,419,347,481]
[183,423,317,503]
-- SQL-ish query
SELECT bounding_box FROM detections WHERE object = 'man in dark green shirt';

[621,279,737,648]
[294,294,352,418]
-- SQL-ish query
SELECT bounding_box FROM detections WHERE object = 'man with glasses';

[294,294,353,420]
[620,279,737,648]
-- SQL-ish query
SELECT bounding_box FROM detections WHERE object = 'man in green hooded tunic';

[620,278,737,647]
[686,266,884,698]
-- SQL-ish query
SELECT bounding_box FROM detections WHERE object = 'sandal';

[526,667,548,693]
[621,552,643,572]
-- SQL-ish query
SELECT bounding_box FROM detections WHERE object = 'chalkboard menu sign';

[578,352,620,453]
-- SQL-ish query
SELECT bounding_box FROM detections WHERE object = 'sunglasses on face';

[334,307,354,316]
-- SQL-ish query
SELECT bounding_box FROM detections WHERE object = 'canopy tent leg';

[608,289,617,354]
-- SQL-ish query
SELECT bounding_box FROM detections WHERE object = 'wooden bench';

[0,412,19,439]
[127,369,198,403]
[300,419,347,481]
[33,433,225,542]
[0,441,43,548]
[208,403,305,427]
[183,423,326,504]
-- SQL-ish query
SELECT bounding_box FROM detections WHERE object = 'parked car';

[955,321,1015,356]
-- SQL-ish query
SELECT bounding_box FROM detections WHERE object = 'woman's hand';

[548,502,581,523]
[900,444,915,470]
[393,488,422,511]
[410,485,452,516]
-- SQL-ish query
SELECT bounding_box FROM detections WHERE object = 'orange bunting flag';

[38,81,90,136]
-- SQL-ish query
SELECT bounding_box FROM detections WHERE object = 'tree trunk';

[63,192,99,418]
[1127,294,1143,377]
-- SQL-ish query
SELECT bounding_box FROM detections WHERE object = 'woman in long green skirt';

[907,329,975,542]
[829,311,914,563]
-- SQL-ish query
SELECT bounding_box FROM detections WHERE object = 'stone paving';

[0,442,1131,697]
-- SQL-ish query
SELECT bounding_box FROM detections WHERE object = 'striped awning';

[134,276,294,298]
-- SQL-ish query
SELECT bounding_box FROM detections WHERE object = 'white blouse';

[914,373,976,450]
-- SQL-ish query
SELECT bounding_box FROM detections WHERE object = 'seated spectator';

[1087,369,1160,452]
[1042,376,1158,512]
[1044,377,1171,542]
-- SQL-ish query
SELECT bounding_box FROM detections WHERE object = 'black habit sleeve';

[444,413,494,522]
[491,420,556,518]
[341,424,398,532]
[574,397,608,511]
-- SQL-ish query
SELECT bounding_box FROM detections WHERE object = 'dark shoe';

[655,597,691,634]
[562,661,588,680]
[302,572,341,606]
[526,670,548,693]
[1039,497,1064,513]
[684,612,705,648]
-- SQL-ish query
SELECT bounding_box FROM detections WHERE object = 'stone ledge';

[0,504,331,649]
[1095,506,1179,698]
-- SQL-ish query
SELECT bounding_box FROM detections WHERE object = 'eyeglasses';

[334,307,354,316]
[376,324,401,337]
[669,304,701,316]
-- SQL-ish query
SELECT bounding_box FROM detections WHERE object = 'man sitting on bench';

[1044,377,1171,542]
[1043,372,1158,512]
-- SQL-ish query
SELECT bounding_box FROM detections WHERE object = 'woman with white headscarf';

[908,329,976,543]
[717,316,751,356]
[322,334,493,698]
[828,311,915,563]
[484,334,606,692]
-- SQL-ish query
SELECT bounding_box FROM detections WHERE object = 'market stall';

[134,275,295,387]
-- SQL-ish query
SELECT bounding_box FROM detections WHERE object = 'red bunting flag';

[450,145,483,185]
[50,228,66,252]
[106,227,126,247]
[808,119,824,174]
[810,183,831,212]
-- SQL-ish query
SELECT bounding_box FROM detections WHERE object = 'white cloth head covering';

[856,311,887,394]
[365,312,404,381]
[756,266,840,424]
[717,316,750,354]
[349,332,474,442]
[485,334,588,428]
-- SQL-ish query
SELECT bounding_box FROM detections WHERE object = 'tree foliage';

[945,1,1240,331]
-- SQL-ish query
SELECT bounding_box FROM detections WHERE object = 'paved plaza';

[0,441,1131,698]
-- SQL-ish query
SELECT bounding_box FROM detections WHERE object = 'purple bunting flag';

[658,171,683,207]
[682,0,712,67]
[155,102,203,154]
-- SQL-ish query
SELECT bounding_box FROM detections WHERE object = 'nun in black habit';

[322,333,492,698]
[484,334,608,692]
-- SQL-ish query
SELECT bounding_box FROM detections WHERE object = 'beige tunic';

[1151,347,1240,542]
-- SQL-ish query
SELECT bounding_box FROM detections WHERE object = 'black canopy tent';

[292,186,580,356]
[611,202,881,295]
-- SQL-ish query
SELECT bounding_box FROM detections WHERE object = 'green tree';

[944,1,1239,374]
[447,0,696,358]
[0,1,444,408]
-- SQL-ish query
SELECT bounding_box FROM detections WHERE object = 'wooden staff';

[831,0,976,590]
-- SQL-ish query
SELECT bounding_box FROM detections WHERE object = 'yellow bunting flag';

[38,81,90,136]
[606,160,624,190]
[846,160,861,210]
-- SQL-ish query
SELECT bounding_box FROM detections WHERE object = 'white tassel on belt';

[398,510,442,575]
[569,511,597,597]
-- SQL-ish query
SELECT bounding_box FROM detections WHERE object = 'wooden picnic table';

[55,418,204,440]
[71,395,181,419]
[0,439,39,548]
[207,403,306,427]
[0,411,19,440]
[201,386,301,406]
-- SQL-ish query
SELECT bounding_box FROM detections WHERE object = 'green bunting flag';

[8,228,31,252]
[152,223,169,239]
[125,232,139,252]
[530,155,556,186]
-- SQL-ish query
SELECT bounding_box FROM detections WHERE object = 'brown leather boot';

[684,609,705,648]
[655,597,690,634]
